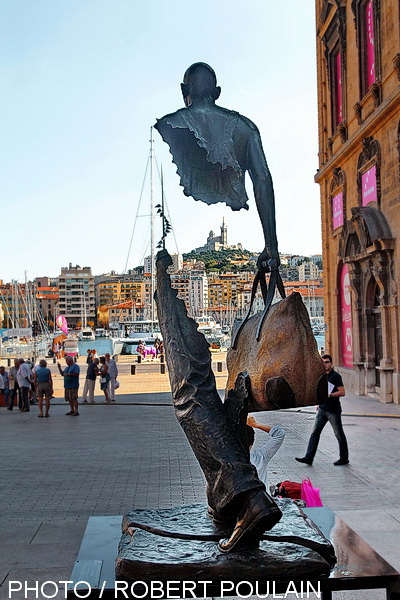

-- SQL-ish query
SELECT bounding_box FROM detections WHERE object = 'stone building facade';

[315,0,400,402]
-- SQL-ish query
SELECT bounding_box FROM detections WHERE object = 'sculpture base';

[116,498,335,581]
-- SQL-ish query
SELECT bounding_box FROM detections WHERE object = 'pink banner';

[362,165,377,206]
[340,264,353,368]
[336,52,342,124]
[332,192,344,229]
[366,0,375,88]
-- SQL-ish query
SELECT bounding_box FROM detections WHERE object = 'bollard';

[137,355,142,364]
[217,362,223,372]
[7,358,11,367]
[131,365,136,375]
[53,357,56,364]
[160,363,166,375]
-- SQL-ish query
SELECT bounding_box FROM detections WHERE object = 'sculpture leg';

[155,250,282,550]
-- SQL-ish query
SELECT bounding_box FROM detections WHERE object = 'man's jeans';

[9,387,19,410]
[20,386,30,411]
[305,406,349,462]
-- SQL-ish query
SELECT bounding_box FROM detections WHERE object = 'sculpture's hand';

[256,248,280,273]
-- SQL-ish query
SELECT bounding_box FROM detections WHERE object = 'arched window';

[352,0,381,100]
[357,137,381,208]
[330,167,346,232]
[322,6,347,136]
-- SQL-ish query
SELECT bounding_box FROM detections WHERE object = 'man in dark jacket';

[296,354,349,466]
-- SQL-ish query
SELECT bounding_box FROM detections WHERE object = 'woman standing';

[99,356,110,403]
[7,359,20,411]
[33,359,53,418]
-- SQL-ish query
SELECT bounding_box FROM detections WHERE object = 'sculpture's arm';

[246,131,280,270]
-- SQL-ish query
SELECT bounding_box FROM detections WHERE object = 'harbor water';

[78,338,113,357]
[80,334,326,359]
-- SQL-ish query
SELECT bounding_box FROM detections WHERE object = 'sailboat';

[0,280,53,359]
[111,128,164,356]
[78,295,95,341]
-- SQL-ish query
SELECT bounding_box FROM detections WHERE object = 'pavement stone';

[1,355,400,599]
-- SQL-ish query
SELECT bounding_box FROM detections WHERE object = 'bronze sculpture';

[153,63,325,554]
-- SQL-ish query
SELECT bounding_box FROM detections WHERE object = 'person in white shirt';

[246,415,286,491]
[16,358,32,412]
[105,353,118,402]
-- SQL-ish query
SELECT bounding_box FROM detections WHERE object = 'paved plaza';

[1,355,400,600]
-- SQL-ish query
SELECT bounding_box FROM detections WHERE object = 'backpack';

[273,480,302,499]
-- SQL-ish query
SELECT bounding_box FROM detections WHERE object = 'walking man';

[58,356,80,416]
[296,354,349,466]
[105,353,118,401]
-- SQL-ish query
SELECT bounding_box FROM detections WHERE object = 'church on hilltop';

[194,219,243,253]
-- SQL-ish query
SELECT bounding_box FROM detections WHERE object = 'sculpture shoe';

[218,489,282,553]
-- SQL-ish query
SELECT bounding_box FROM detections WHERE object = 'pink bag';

[301,477,323,507]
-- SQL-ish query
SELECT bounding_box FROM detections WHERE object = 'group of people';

[81,351,119,404]
[136,338,164,361]
[2,351,120,418]
[2,357,54,417]
[85,349,99,362]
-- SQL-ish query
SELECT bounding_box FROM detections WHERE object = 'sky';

[0,0,321,283]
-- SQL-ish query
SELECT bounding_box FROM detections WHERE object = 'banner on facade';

[362,165,377,206]
[332,191,344,229]
[340,264,353,368]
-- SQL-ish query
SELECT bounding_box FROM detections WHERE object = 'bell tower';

[220,218,227,247]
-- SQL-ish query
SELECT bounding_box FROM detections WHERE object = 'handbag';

[301,477,323,507]
[100,377,107,384]
[114,380,120,389]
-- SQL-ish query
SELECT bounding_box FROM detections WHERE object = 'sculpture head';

[181,62,221,107]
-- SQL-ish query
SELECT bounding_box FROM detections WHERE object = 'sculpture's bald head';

[181,62,221,107]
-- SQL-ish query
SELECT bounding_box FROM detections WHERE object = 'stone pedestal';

[116,499,335,582]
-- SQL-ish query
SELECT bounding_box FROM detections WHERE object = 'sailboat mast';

[150,126,155,334]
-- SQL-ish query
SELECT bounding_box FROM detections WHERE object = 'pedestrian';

[82,358,100,404]
[34,359,53,418]
[105,353,118,401]
[7,359,20,411]
[29,361,38,405]
[58,356,80,416]
[296,354,349,466]
[99,356,110,403]
[136,340,146,360]
[86,349,93,365]
[0,366,10,408]
[246,415,286,490]
[17,358,32,412]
